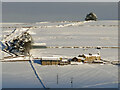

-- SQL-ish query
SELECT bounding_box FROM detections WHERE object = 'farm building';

[34,53,101,65]
[78,53,101,63]
[71,57,85,62]
[59,59,70,65]
[41,57,61,65]
[70,57,85,65]
[40,57,71,65]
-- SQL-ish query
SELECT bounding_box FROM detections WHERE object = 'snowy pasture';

[1,20,119,88]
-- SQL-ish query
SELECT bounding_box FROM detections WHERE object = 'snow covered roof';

[41,57,61,60]
[62,59,68,62]
[77,57,85,60]
[83,54,90,57]
[92,54,100,57]
[83,54,100,57]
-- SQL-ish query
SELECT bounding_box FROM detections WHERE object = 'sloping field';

[2,62,118,88]
[1,20,119,88]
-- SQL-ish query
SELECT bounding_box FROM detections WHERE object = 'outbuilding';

[41,57,61,65]
[78,53,101,63]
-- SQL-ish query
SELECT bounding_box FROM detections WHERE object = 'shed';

[41,57,61,65]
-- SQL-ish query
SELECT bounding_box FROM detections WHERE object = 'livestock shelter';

[41,57,61,65]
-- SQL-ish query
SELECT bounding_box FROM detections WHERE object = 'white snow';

[1,20,118,88]
[41,57,60,60]
[2,62,118,88]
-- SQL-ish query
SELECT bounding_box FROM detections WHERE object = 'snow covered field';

[2,62,118,88]
[1,20,119,88]
[29,20,118,61]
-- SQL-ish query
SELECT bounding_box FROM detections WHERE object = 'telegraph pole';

[57,73,58,84]
[71,77,73,88]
